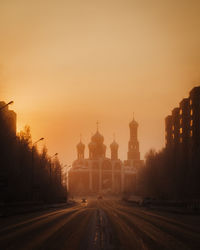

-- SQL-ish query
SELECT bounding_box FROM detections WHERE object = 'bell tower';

[127,114,140,161]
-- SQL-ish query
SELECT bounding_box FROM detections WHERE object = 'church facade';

[68,116,144,195]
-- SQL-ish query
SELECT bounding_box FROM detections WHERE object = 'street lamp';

[33,137,44,146]
[32,137,44,179]
[31,137,44,200]
[0,101,14,111]
[50,153,58,159]
[49,153,58,179]
[62,164,72,202]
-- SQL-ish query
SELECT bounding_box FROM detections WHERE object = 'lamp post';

[62,164,71,202]
[48,153,58,201]
[49,153,58,180]
[0,101,14,111]
[33,137,44,146]
[31,137,44,200]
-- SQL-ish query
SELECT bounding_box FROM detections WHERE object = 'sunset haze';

[1,0,200,164]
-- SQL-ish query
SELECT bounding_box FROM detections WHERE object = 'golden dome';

[76,141,85,150]
[110,140,119,149]
[91,130,104,144]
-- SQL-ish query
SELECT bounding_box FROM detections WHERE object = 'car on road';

[81,198,87,203]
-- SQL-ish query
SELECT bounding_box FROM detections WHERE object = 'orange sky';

[1,0,200,165]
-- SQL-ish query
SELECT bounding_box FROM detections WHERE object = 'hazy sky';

[1,0,200,164]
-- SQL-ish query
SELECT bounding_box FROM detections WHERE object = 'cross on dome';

[96,120,100,131]
[77,133,85,149]
[110,133,118,148]
[129,112,138,127]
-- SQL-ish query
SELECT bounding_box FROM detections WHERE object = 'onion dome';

[110,139,119,149]
[91,130,104,144]
[129,113,138,127]
[76,141,85,150]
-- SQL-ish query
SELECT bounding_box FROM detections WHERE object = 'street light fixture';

[33,137,44,146]
[31,137,44,200]
[0,101,14,111]
[7,101,14,105]
[50,153,58,159]
[49,153,58,180]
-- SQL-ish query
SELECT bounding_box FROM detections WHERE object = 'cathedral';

[68,115,144,195]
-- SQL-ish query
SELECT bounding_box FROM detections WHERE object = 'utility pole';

[31,137,44,200]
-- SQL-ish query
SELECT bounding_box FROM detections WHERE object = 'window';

[190,99,192,105]
[180,109,182,115]
[190,120,193,126]
[180,137,183,143]
[190,130,193,137]
[190,109,193,116]
[180,128,183,134]
[172,133,174,139]
[180,118,182,125]
[172,125,175,131]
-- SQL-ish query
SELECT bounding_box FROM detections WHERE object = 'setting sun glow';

[1,0,200,164]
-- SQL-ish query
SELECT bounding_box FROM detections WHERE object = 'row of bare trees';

[0,125,67,203]
[137,147,200,200]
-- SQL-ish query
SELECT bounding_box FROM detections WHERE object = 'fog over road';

[0,199,200,250]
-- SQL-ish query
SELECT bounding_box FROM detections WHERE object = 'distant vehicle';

[97,195,103,200]
[81,198,87,203]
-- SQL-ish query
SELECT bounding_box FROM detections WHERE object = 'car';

[81,198,87,203]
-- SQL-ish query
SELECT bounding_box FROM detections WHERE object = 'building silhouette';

[165,87,200,153]
[127,114,141,165]
[165,87,200,197]
[68,115,143,195]
[0,101,16,137]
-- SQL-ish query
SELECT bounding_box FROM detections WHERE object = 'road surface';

[0,199,200,250]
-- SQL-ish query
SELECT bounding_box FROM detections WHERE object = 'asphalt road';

[0,199,200,250]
